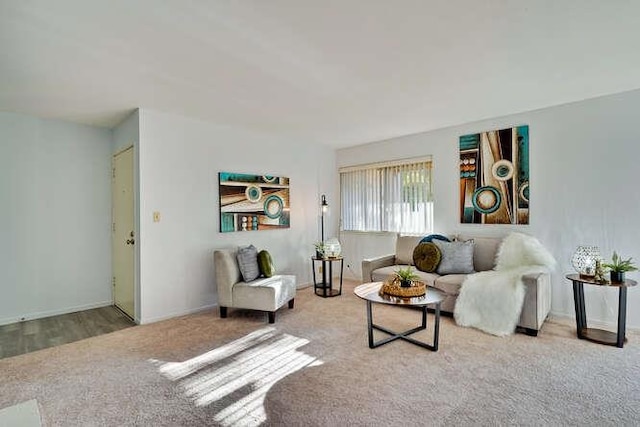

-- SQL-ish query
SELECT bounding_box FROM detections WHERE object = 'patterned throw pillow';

[413,242,442,272]
[433,239,475,275]
[237,245,260,281]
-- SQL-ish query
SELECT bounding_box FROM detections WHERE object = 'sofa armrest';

[362,254,396,283]
[518,270,551,331]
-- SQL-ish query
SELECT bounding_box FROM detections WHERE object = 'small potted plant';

[314,242,325,259]
[394,266,419,288]
[602,251,637,283]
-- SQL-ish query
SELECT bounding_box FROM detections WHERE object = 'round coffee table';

[354,282,446,351]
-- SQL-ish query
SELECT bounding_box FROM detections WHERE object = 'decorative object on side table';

[313,242,325,259]
[603,251,637,283]
[324,237,342,258]
[593,259,608,284]
[571,245,601,278]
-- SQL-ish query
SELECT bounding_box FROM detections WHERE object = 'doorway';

[112,146,135,319]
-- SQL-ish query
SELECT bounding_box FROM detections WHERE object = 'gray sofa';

[214,249,296,323]
[362,234,551,336]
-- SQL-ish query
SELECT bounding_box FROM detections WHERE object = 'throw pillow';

[258,250,275,278]
[433,239,475,275]
[413,242,442,273]
[419,234,450,244]
[237,245,259,281]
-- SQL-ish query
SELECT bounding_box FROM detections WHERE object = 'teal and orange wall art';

[459,125,529,224]
[219,172,290,232]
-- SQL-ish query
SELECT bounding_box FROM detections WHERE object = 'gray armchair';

[214,249,296,323]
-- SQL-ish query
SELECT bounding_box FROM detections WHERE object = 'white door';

[112,146,135,319]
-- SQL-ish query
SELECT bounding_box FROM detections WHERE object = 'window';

[340,157,433,234]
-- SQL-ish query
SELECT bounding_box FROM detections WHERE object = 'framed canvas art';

[219,172,290,232]
[459,125,529,225]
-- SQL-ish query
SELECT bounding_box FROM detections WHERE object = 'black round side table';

[311,256,344,297]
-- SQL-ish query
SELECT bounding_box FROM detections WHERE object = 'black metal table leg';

[338,258,344,295]
[366,300,374,348]
[433,302,441,351]
[617,287,627,348]
[572,281,587,338]
[365,301,439,351]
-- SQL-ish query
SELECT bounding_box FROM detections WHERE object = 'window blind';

[340,157,433,234]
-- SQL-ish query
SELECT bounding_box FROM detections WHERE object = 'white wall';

[0,112,113,324]
[338,89,640,329]
[137,109,336,324]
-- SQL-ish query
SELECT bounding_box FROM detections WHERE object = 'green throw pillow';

[258,250,275,278]
[413,242,442,273]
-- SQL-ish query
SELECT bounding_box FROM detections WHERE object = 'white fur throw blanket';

[454,232,556,336]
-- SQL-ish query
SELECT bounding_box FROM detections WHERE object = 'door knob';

[126,239,135,245]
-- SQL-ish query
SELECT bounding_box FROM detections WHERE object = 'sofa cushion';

[237,245,260,281]
[434,274,467,296]
[433,239,475,275]
[458,235,501,271]
[371,265,438,286]
[395,235,423,265]
[413,242,441,272]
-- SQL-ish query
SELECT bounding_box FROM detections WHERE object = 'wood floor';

[0,306,136,359]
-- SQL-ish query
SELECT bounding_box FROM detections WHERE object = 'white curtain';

[340,158,433,234]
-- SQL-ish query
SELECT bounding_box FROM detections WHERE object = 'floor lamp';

[321,194,328,242]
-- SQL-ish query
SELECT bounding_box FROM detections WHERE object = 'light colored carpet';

[0,399,41,426]
[1,280,639,426]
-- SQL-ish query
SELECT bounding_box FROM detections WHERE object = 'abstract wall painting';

[459,125,529,225]
[219,172,290,232]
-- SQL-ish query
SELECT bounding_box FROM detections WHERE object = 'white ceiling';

[1,1,640,148]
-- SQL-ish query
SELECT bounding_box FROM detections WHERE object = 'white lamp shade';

[571,245,601,277]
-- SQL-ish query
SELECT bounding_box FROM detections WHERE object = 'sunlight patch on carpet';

[150,327,322,426]
[0,399,42,426]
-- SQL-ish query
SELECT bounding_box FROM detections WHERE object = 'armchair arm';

[214,249,242,307]
[362,254,396,283]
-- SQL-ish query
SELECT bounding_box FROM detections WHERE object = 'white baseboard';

[0,301,113,326]
[139,304,217,325]
[548,310,639,332]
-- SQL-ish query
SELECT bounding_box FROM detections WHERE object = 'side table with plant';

[602,251,638,283]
